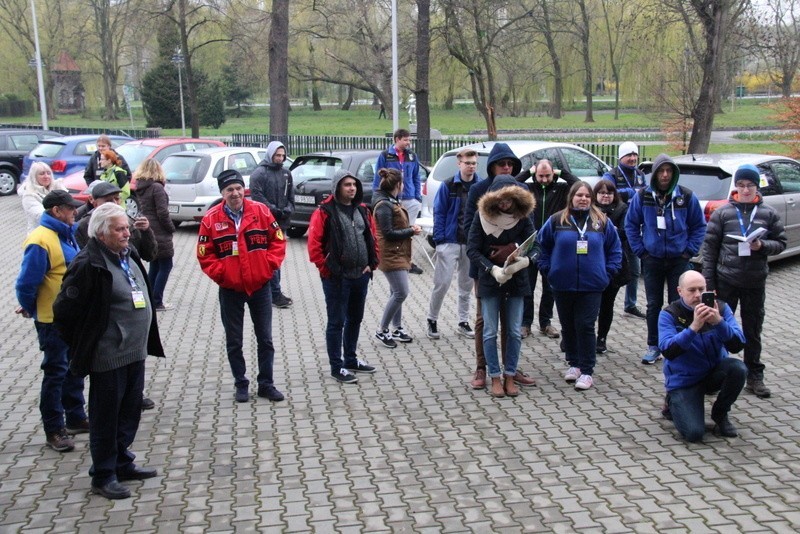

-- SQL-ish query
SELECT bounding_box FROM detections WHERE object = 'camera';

[701,291,715,307]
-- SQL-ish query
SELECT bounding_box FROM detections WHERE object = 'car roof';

[294,150,382,158]
[0,129,62,136]
[121,138,225,148]
[37,134,132,144]
[441,140,588,157]
[167,146,264,157]
[646,153,799,176]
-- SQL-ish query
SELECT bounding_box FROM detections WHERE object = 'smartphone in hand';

[701,291,715,307]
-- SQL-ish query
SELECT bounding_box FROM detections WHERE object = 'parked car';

[21,134,132,182]
[640,153,800,263]
[162,146,266,224]
[421,141,611,218]
[286,149,429,238]
[0,129,62,195]
[63,137,226,217]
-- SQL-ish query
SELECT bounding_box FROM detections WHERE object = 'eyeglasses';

[460,161,478,166]
[735,182,757,189]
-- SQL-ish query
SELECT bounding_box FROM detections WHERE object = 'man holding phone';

[658,271,747,442]
[702,164,786,399]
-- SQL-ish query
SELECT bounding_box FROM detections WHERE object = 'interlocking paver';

[2,194,800,531]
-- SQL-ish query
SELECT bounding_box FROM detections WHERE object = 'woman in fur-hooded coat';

[467,176,536,398]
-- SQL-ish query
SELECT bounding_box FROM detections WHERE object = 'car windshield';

[432,154,489,182]
[291,157,344,184]
[675,167,732,200]
[163,155,204,184]
[30,142,63,158]
[117,145,155,171]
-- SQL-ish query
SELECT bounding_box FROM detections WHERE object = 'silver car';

[163,147,266,224]
[640,153,800,262]
[422,140,611,218]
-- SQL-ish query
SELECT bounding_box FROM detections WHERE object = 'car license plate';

[168,204,179,214]
[295,195,316,205]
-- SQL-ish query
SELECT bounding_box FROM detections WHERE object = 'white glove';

[491,265,512,285]
[503,256,530,275]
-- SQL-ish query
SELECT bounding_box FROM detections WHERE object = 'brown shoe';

[746,378,771,398]
[513,370,536,387]
[520,326,530,339]
[490,377,506,397]
[540,325,560,339]
[504,376,519,397]
[470,368,486,389]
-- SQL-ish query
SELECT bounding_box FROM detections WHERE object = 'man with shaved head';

[658,270,746,443]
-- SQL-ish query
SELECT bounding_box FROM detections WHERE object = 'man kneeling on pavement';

[659,271,746,443]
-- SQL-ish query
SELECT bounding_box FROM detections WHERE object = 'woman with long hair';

[19,162,68,233]
[593,180,632,354]
[373,168,421,348]
[98,149,130,203]
[134,159,176,311]
[537,181,622,391]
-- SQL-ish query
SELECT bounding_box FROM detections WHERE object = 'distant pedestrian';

[308,169,380,383]
[84,134,130,185]
[250,141,295,309]
[134,159,177,311]
[19,161,68,233]
[702,164,786,398]
[378,104,386,119]
[373,168,421,348]
[54,202,165,499]
[197,169,287,403]
[97,149,131,203]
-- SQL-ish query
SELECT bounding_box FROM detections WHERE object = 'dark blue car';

[21,134,132,182]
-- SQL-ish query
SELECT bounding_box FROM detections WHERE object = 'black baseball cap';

[42,190,83,210]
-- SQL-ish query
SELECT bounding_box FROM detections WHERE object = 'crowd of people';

[13,131,788,500]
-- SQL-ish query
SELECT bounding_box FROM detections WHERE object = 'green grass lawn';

[1,98,787,136]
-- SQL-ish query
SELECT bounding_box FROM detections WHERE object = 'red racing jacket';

[197,198,287,295]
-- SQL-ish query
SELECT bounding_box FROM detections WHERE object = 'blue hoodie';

[372,144,421,201]
[624,153,706,259]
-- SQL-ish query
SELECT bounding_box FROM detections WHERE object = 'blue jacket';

[624,154,706,259]
[16,212,80,322]
[659,298,745,391]
[433,171,480,245]
[602,163,646,203]
[373,145,421,201]
[537,209,622,293]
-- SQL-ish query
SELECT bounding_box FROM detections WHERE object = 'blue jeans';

[624,250,640,309]
[642,256,690,346]
[219,284,275,389]
[667,358,747,442]
[321,273,370,374]
[481,296,523,378]
[270,269,283,299]
[35,321,86,433]
[148,257,173,307]
[554,291,602,375]
[88,360,144,486]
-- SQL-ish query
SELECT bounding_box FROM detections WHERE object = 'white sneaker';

[564,367,581,382]
[575,374,594,390]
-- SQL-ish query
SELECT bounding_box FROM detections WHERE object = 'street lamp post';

[171,48,186,137]
[30,0,48,130]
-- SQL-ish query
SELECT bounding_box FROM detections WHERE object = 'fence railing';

[230,134,644,166]
[0,124,161,139]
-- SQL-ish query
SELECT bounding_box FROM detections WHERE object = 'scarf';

[479,211,519,238]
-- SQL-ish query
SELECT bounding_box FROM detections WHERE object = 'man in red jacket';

[197,169,287,403]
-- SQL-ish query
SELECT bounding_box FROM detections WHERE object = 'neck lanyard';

[119,255,140,290]
[652,190,672,210]
[735,205,757,237]
[570,215,589,240]
[617,165,634,189]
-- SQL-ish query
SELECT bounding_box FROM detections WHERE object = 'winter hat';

[618,142,639,160]
[217,169,245,192]
[734,164,760,188]
[88,181,122,199]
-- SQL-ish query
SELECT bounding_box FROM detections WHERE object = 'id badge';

[738,241,751,256]
[576,239,588,255]
[657,216,667,230]
[232,241,239,256]
[132,290,147,309]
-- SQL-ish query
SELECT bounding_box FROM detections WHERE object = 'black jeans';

[642,256,690,346]
[597,284,623,340]
[219,284,275,389]
[89,360,145,486]
[522,264,554,329]
[715,280,766,379]
[321,273,370,374]
[554,291,602,375]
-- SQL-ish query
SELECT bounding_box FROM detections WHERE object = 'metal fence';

[0,123,161,139]
[230,134,644,166]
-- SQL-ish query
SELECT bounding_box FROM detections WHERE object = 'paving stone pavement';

[1,193,799,533]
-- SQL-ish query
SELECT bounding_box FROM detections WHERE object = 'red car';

[64,137,225,217]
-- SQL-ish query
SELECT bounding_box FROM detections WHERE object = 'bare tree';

[599,0,640,119]
[414,0,431,162]
[269,0,290,135]
[535,0,564,119]
[748,0,800,98]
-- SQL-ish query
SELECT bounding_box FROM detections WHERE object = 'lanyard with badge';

[653,192,671,230]
[120,256,147,309]
[735,205,758,257]
[570,215,589,255]
[230,212,242,256]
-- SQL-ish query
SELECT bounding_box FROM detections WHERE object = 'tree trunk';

[269,0,290,136]
[311,82,322,111]
[414,0,431,164]
[688,8,725,154]
[540,1,562,119]
[578,0,594,123]
[341,86,354,110]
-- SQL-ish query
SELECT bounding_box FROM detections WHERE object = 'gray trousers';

[379,269,410,331]
[427,243,471,324]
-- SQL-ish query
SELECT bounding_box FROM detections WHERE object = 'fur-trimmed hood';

[477,175,536,220]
